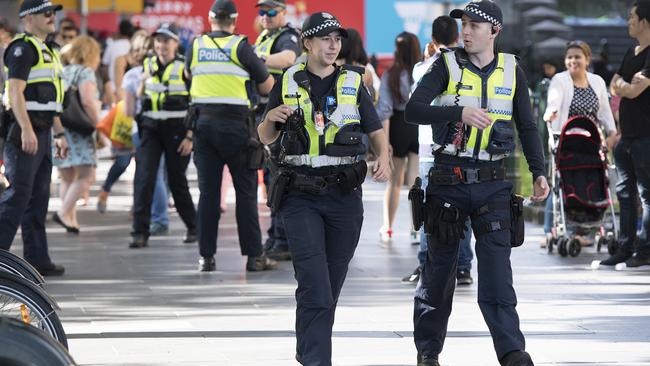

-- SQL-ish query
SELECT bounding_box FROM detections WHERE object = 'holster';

[510,194,525,247]
[245,111,266,170]
[267,169,293,212]
[0,108,9,139]
[183,106,197,131]
[408,177,425,231]
[336,161,367,194]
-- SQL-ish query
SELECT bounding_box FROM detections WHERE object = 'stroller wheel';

[607,238,618,255]
[558,238,568,257]
[568,239,581,257]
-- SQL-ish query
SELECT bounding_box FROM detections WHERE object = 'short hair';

[119,19,135,38]
[61,25,79,35]
[64,35,101,68]
[431,16,458,46]
[565,40,592,59]
[209,13,236,29]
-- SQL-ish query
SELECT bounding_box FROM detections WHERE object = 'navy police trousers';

[279,186,364,366]
[414,162,525,362]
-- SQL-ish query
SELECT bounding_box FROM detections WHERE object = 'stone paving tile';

[6,161,650,365]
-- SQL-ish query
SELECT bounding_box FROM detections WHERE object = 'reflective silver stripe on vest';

[445,53,462,82]
[25,101,61,112]
[431,143,507,161]
[435,94,480,108]
[142,110,188,119]
[145,83,187,93]
[502,54,515,88]
[191,96,249,105]
[190,63,250,78]
[283,154,356,167]
[27,68,55,81]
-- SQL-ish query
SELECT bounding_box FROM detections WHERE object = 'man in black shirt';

[0,0,69,276]
[601,0,650,267]
[405,1,548,365]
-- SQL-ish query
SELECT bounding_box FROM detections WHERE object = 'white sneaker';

[379,228,393,243]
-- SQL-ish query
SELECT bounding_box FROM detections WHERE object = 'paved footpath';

[9,161,650,365]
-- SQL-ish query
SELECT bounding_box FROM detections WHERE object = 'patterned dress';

[568,84,599,120]
[53,64,98,168]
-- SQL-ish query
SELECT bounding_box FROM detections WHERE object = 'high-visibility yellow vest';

[3,34,63,113]
[189,34,250,107]
[142,55,189,120]
[432,51,517,161]
[254,26,297,75]
[280,63,363,167]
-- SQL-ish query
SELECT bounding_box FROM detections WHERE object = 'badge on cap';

[322,12,334,19]
[13,46,23,57]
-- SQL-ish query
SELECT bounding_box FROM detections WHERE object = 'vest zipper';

[473,78,488,161]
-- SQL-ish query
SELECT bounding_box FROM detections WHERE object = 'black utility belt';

[428,166,506,185]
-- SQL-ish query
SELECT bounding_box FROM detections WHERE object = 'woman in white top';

[542,40,618,245]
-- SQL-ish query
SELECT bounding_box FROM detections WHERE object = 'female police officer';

[405,1,549,366]
[257,12,390,366]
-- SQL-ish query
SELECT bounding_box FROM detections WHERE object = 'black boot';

[500,350,534,366]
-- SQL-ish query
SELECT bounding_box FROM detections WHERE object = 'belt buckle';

[464,168,479,184]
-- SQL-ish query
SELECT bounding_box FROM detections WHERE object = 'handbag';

[60,67,96,136]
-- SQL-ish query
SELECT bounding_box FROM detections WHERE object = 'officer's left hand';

[177,137,193,156]
[531,175,550,202]
[54,136,69,160]
[372,154,391,182]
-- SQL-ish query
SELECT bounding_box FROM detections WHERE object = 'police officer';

[0,0,69,276]
[258,12,391,365]
[129,23,197,249]
[253,0,301,261]
[186,0,276,272]
[405,2,550,365]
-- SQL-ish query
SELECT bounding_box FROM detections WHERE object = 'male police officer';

[253,0,301,261]
[0,0,69,276]
[129,23,197,249]
[405,1,549,365]
[186,0,276,272]
[258,12,390,365]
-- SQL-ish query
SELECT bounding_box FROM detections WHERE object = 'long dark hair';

[388,32,421,104]
[339,28,369,65]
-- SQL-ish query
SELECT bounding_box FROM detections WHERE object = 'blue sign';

[365,0,467,55]
[494,87,513,96]
[341,87,357,96]
[197,48,230,62]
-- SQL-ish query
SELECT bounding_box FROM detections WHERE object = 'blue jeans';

[614,137,650,255]
[102,153,132,193]
[417,160,473,271]
[543,194,553,234]
[132,132,169,227]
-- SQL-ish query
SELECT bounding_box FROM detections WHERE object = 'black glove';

[434,202,466,245]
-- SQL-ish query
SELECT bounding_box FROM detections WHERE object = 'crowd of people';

[1,0,650,365]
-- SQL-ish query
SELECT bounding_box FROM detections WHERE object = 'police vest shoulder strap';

[283,63,306,95]
[499,53,517,89]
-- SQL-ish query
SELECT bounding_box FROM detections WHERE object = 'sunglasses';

[40,10,55,18]
[258,9,279,17]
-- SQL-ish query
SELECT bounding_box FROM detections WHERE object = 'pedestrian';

[336,28,379,101]
[543,40,617,247]
[128,23,197,249]
[405,1,549,365]
[52,35,102,234]
[186,0,276,272]
[0,0,69,276]
[258,12,391,365]
[403,15,474,286]
[601,0,650,268]
[253,0,301,261]
[101,19,135,105]
[377,32,420,243]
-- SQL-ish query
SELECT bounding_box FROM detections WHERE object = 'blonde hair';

[64,35,101,68]
[129,29,152,64]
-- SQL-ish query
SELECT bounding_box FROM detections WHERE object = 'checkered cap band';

[19,1,55,17]
[465,3,502,30]
[302,19,342,38]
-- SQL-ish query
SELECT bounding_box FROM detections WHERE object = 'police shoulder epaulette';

[341,64,365,76]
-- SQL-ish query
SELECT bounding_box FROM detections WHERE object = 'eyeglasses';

[258,9,279,17]
[40,10,55,18]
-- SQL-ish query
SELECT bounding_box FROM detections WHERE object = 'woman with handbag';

[52,35,102,233]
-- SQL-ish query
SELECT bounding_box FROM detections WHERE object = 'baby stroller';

[546,115,618,257]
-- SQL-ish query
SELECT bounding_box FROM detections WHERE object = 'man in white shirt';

[101,20,134,104]
[403,15,474,286]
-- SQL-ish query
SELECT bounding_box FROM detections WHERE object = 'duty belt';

[290,172,339,195]
[283,155,356,168]
[428,166,506,185]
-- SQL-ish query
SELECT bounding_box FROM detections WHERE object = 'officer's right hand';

[21,127,38,155]
[461,107,492,130]
[266,105,293,123]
